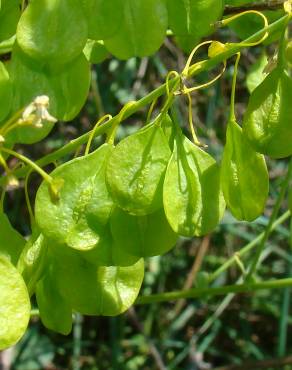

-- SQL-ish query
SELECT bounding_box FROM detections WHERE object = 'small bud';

[208,41,227,58]
[0,135,5,144]
[284,0,291,14]
[49,178,64,203]
[263,55,278,74]
[18,95,57,129]
[6,175,20,190]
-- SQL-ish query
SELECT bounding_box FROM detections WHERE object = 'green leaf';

[106,123,171,215]
[81,0,123,40]
[167,0,224,38]
[47,53,90,121]
[17,233,48,296]
[246,53,268,93]
[110,207,178,258]
[0,61,12,122]
[285,40,292,65]
[36,263,72,335]
[0,212,25,265]
[174,35,200,54]
[221,119,269,221]
[52,244,144,316]
[35,144,114,251]
[104,0,168,59]
[243,67,292,159]
[0,255,30,350]
[0,0,20,43]
[7,46,90,143]
[83,40,109,64]
[16,0,88,66]
[163,133,225,237]
[78,224,140,267]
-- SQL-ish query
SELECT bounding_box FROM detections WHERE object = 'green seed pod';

[16,0,88,66]
[81,0,123,41]
[36,263,72,335]
[0,212,25,266]
[7,46,90,144]
[104,0,168,59]
[110,207,178,258]
[106,123,171,216]
[246,53,268,94]
[0,61,12,122]
[0,255,30,350]
[285,40,292,65]
[0,0,20,42]
[17,233,48,295]
[221,119,269,221]
[163,132,225,237]
[167,0,224,38]
[52,244,144,316]
[35,144,114,251]
[243,67,292,159]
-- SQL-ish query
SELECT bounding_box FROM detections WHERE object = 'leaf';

[163,133,225,237]
[246,53,268,93]
[110,207,178,258]
[35,144,114,251]
[161,114,175,151]
[106,123,171,215]
[174,35,200,54]
[81,0,123,40]
[83,40,109,64]
[36,263,72,335]
[0,212,26,265]
[286,40,292,65]
[52,244,144,316]
[221,119,269,221]
[0,0,20,42]
[17,0,88,66]
[0,255,30,350]
[47,53,90,121]
[104,0,168,59]
[17,233,48,296]
[78,224,140,267]
[7,46,90,143]
[167,0,224,38]
[0,61,12,122]
[243,67,292,159]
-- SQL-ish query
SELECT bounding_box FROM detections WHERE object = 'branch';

[209,210,291,282]
[0,14,289,186]
[224,0,285,15]
[135,277,292,305]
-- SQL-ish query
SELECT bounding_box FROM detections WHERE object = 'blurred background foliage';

[1,15,292,370]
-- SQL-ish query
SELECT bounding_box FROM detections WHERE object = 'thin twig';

[136,277,292,305]
[172,236,211,317]
[224,0,285,15]
[127,308,167,370]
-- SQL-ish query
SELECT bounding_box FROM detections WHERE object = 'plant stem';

[135,277,292,305]
[0,147,53,184]
[224,0,286,15]
[245,158,292,281]
[0,14,289,187]
[229,53,241,121]
[209,210,291,283]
